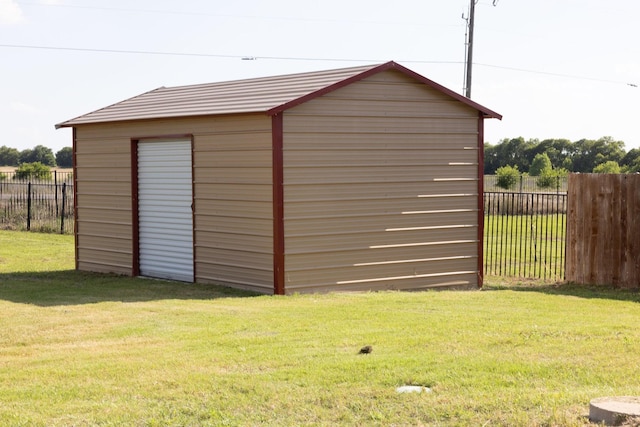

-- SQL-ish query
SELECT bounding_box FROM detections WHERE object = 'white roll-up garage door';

[138,139,194,282]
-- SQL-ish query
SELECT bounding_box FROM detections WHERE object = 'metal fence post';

[27,182,32,231]
[54,170,59,216]
[60,182,66,234]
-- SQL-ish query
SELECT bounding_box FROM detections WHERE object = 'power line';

[15,1,460,28]
[0,43,636,88]
[0,43,248,59]
[474,62,637,87]
[0,43,460,64]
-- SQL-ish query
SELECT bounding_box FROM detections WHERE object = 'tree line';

[0,145,73,168]
[485,136,640,175]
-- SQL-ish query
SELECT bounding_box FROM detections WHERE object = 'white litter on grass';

[396,386,432,394]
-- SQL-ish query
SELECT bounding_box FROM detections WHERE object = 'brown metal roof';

[56,61,501,128]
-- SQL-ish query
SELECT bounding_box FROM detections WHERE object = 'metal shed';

[56,61,501,294]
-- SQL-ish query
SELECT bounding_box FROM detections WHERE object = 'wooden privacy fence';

[566,174,640,288]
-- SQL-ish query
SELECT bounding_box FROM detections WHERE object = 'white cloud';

[0,0,23,24]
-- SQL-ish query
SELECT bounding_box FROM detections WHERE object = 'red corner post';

[272,113,285,295]
[477,112,485,289]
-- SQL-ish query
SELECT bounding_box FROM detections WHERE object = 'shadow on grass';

[485,281,640,303]
[0,270,262,307]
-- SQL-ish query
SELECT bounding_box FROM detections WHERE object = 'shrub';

[495,165,520,190]
[536,168,568,189]
[14,162,52,181]
[536,170,557,189]
[593,161,621,174]
[529,153,552,176]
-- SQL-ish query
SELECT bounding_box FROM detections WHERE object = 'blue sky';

[2,0,639,152]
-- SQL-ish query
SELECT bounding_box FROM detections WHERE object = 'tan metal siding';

[74,134,133,275]
[192,116,273,293]
[74,115,273,291]
[282,70,480,293]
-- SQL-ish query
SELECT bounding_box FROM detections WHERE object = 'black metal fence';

[0,171,74,234]
[484,191,567,281]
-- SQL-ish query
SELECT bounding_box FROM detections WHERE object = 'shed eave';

[55,109,272,129]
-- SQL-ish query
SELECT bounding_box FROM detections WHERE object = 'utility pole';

[463,0,499,99]
[463,0,476,99]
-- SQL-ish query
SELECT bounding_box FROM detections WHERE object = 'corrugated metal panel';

[286,257,478,288]
[76,248,132,273]
[286,242,478,271]
[71,115,271,141]
[282,70,481,293]
[74,134,133,276]
[289,273,478,293]
[278,133,478,150]
[192,117,273,292]
[56,62,500,128]
[77,261,131,275]
[138,140,194,282]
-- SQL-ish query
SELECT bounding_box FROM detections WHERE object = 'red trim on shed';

[72,127,79,271]
[131,139,140,277]
[189,136,196,283]
[477,112,485,289]
[272,113,285,295]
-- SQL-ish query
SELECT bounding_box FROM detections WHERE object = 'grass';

[1,231,640,426]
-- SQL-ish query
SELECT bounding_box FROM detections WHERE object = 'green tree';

[19,145,56,166]
[14,162,52,180]
[484,137,535,174]
[55,147,73,168]
[621,148,640,169]
[496,165,520,190]
[529,153,552,176]
[0,145,20,166]
[572,137,625,173]
[484,142,500,175]
[622,157,640,173]
[593,161,621,174]
[561,157,574,171]
[540,139,574,170]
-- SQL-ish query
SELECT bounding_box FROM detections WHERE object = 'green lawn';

[1,231,639,426]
